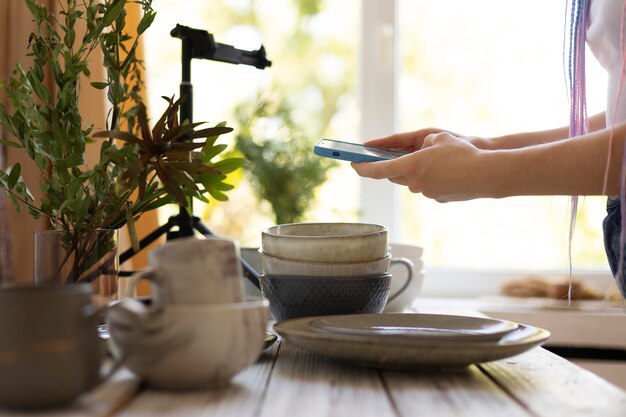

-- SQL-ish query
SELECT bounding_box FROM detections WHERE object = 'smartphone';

[314,139,409,162]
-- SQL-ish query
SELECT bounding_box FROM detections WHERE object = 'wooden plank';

[115,342,280,417]
[381,365,530,417]
[0,369,141,417]
[256,342,398,417]
[479,347,626,417]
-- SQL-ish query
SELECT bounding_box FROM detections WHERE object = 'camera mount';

[119,24,272,288]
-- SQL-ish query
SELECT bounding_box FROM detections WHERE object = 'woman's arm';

[363,112,607,152]
[477,112,607,150]
[351,118,625,202]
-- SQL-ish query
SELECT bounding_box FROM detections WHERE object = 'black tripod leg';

[118,217,178,276]
[192,218,261,289]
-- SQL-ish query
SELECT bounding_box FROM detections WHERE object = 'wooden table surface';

[1,332,625,417]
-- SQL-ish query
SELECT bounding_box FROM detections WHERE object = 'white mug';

[384,243,424,312]
[125,237,245,305]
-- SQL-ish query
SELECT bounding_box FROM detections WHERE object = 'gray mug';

[0,284,124,409]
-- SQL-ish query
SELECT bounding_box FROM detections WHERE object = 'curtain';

[0,0,51,283]
[0,1,160,284]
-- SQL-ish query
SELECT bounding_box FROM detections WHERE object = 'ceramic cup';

[0,284,123,409]
[384,243,425,312]
[107,298,269,389]
[260,272,411,322]
[124,237,245,305]
[261,222,388,263]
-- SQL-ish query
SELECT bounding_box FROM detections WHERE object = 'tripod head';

[170,23,271,126]
[170,24,272,69]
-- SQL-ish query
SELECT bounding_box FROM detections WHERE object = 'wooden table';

[4,292,626,417]
[1,334,625,417]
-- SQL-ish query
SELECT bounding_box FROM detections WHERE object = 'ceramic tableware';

[274,314,550,368]
[307,313,519,342]
[259,250,415,279]
[261,222,388,263]
[0,284,122,409]
[264,332,278,350]
[107,298,269,389]
[260,272,412,322]
[124,236,245,305]
[385,243,425,312]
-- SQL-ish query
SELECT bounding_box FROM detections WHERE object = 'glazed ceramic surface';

[107,299,268,389]
[385,243,425,312]
[307,313,519,342]
[0,285,102,409]
[125,236,245,305]
[274,314,550,368]
[261,222,388,262]
[260,273,391,322]
[259,250,393,277]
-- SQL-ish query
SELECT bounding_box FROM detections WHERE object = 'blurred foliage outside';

[144,0,609,271]
[235,97,338,225]
[144,0,359,247]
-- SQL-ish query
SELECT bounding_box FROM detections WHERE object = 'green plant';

[235,98,337,225]
[0,0,243,282]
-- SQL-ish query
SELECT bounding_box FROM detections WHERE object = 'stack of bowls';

[259,223,392,321]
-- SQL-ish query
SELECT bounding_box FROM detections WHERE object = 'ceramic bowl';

[259,250,392,277]
[107,299,269,390]
[261,222,389,263]
[259,273,391,322]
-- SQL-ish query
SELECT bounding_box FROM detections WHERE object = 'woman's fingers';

[350,153,417,179]
[364,130,440,152]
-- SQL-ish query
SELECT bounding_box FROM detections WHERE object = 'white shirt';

[587,0,626,124]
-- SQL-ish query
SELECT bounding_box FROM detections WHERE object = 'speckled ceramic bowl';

[261,223,389,263]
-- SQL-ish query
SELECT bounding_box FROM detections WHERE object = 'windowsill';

[420,267,616,298]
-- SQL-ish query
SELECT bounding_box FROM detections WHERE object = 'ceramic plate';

[308,313,519,343]
[274,314,550,369]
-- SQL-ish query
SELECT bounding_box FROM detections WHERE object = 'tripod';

[119,24,272,289]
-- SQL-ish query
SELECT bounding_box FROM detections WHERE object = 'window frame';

[359,1,614,293]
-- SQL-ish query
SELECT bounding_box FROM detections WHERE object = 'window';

[395,0,609,272]
[144,0,360,245]
[144,0,611,279]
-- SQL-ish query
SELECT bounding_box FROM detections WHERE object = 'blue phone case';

[314,139,407,162]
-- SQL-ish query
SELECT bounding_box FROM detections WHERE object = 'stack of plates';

[274,313,550,369]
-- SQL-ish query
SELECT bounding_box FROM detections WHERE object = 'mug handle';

[386,257,414,303]
[124,267,167,309]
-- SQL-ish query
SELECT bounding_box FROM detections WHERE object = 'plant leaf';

[137,9,156,34]
[90,82,109,90]
[101,0,127,28]
[7,163,21,190]
[125,205,140,252]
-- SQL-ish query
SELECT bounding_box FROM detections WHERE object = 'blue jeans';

[602,197,626,297]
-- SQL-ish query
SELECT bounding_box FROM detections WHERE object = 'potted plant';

[0,0,243,293]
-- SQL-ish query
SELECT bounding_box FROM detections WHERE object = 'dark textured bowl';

[259,273,391,322]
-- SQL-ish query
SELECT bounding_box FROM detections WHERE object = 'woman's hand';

[352,131,493,202]
[364,128,487,152]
